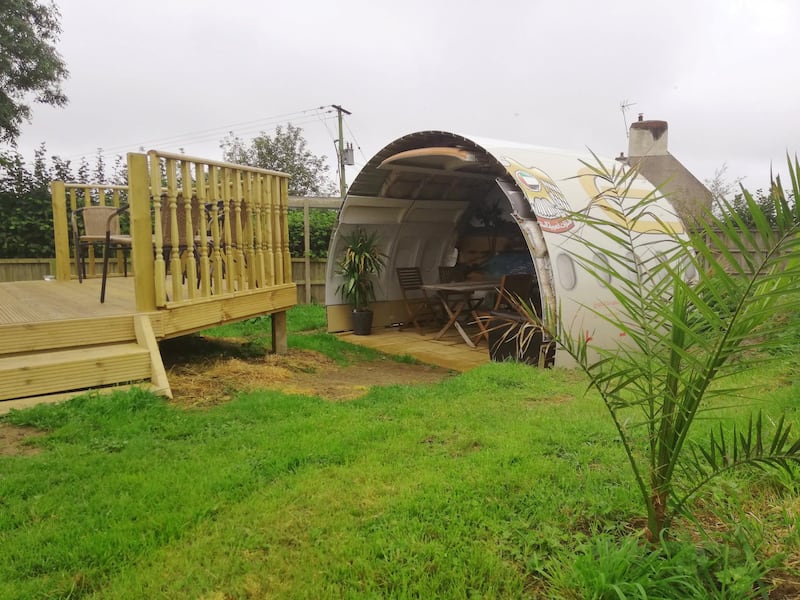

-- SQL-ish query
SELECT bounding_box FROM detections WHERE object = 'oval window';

[684,261,698,284]
[556,253,577,290]
[593,252,612,287]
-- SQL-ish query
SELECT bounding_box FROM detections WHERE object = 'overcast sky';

[11,0,799,193]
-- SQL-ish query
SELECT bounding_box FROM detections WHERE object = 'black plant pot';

[351,309,374,336]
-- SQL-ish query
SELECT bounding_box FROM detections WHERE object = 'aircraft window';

[651,251,680,286]
[593,252,612,287]
[684,261,698,284]
[556,253,577,290]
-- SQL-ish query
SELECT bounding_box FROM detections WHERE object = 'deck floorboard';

[0,278,135,325]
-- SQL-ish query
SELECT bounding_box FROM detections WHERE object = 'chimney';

[628,115,669,157]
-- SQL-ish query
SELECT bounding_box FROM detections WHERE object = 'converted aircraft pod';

[325,131,686,367]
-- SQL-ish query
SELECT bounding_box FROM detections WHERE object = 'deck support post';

[271,310,287,354]
[129,153,157,312]
[51,181,72,281]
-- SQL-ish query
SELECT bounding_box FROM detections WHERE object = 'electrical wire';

[62,106,337,161]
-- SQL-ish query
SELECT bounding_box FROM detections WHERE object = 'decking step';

[0,343,151,401]
[0,315,137,356]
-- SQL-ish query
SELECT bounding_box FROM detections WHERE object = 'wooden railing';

[51,151,292,311]
[51,182,129,281]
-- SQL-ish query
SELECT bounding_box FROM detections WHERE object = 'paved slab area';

[337,326,490,372]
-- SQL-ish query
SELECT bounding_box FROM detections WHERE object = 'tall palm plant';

[512,154,800,541]
[335,227,386,312]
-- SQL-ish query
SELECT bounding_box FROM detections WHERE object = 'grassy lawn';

[1,306,799,599]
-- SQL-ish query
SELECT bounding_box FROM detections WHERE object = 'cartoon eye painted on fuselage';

[516,171,541,192]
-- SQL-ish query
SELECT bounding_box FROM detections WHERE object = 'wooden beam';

[134,314,172,399]
[288,196,342,209]
[271,310,287,354]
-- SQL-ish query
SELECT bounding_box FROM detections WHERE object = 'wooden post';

[281,178,292,286]
[194,161,211,297]
[166,159,182,303]
[271,310,287,354]
[303,197,311,303]
[128,153,157,312]
[272,177,283,284]
[149,151,167,306]
[50,180,72,281]
[263,175,275,285]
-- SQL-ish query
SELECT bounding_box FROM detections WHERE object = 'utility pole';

[332,104,351,198]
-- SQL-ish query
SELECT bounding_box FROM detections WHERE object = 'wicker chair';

[71,204,132,302]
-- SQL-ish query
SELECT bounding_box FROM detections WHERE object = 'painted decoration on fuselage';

[576,167,685,235]
[504,158,574,233]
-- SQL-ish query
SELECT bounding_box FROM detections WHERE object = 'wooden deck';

[0,151,299,412]
[0,277,295,333]
[0,275,296,413]
[0,278,137,324]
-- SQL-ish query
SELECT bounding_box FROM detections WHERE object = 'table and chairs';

[396,266,550,364]
[421,278,503,348]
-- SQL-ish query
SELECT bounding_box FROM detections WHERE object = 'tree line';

[0,145,128,258]
[0,131,339,260]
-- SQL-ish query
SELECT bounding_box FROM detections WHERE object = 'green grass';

[1,309,798,598]
[199,303,388,364]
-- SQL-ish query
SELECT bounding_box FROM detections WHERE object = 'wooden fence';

[0,259,56,282]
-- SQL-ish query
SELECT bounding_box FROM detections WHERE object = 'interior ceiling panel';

[347,131,508,204]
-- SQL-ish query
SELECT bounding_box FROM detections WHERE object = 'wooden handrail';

[51,151,295,307]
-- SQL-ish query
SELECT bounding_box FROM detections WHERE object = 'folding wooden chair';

[396,267,443,333]
[471,273,534,345]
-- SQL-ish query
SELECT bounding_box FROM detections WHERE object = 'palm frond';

[542,153,800,539]
[674,413,800,519]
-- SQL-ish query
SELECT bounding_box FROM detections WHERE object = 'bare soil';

[0,424,45,457]
[161,335,453,408]
[166,349,450,408]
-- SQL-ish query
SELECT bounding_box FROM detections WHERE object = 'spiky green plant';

[511,153,800,541]
[335,227,386,311]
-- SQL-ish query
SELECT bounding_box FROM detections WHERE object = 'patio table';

[421,280,501,348]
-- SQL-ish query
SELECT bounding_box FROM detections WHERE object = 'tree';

[508,154,800,542]
[220,123,337,196]
[0,144,124,258]
[707,163,796,227]
[0,144,59,257]
[0,0,69,143]
[287,208,337,258]
[704,163,742,205]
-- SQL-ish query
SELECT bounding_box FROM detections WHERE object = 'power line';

[62,106,337,161]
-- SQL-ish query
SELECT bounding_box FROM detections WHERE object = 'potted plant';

[335,227,387,335]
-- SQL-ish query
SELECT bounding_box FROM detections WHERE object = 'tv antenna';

[620,100,636,137]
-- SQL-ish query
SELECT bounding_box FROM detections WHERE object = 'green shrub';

[287,207,337,258]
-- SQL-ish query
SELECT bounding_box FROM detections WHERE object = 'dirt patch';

[0,424,46,457]
[162,337,453,408]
